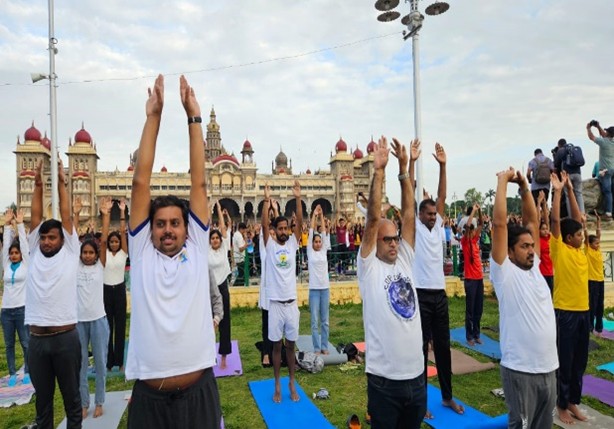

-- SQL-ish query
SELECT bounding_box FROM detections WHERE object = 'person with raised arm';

[413,142,464,417]
[261,180,302,403]
[103,198,129,372]
[358,137,424,429]
[585,211,605,338]
[26,159,82,429]
[490,167,557,428]
[2,208,30,387]
[125,75,221,428]
[550,171,590,424]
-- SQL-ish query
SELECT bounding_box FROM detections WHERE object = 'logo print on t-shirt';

[387,276,417,320]
[275,249,290,269]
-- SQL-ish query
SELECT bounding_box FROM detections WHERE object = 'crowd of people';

[0,73,610,429]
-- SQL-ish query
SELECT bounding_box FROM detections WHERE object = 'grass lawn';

[1,296,613,429]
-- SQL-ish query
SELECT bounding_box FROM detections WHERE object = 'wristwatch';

[187,116,202,125]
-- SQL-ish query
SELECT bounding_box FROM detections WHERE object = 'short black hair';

[534,148,543,156]
[273,216,289,228]
[508,225,532,249]
[238,222,247,230]
[149,195,189,227]
[419,199,436,213]
[560,218,582,243]
[80,238,99,260]
[588,234,598,245]
[210,229,223,241]
[557,138,567,147]
[39,219,64,239]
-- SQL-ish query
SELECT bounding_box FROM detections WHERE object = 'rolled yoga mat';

[248,376,335,429]
[213,340,243,377]
[449,327,502,360]
[582,374,614,407]
[296,335,348,365]
[428,347,495,375]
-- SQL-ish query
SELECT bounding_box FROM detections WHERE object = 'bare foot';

[557,407,576,424]
[262,355,270,366]
[289,381,300,402]
[594,331,603,338]
[82,407,88,419]
[425,410,434,419]
[93,405,103,418]
[443,399,465,414]
[273,381,282,403]
[568,404,588,422]
[315,351,321,355]
[119,365,125,372]
[475,338,483,344]
[220,355,227,370]
[467,339,476,346]
[322,350,330,355]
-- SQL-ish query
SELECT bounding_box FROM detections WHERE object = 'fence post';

[244,248,250,287]
[452,245,459,276]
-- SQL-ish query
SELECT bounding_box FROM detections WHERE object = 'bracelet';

[518,188,529,196]
[187,116,202,125]
[398,173,410,181]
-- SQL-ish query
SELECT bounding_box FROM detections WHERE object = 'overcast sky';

[1,0,613,210]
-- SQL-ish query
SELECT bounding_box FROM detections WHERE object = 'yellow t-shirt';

[549,235,589,311]
[301,231,309,247]
[585,246,605,282]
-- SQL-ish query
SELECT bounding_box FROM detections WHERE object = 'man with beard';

[490,167,557,428]
[261,180,303,403]
[124,75,221,428]
[26,159,82,429]
[358,136,424,429]
[413,143,464,417]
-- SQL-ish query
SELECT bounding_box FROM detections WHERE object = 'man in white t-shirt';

[125,75,221,429]
[261,180,303,403]
[26,160,82,429]
[490,167,557,428]
[358,136,425,429]
[413,143,464,417]
[232,222,247,285]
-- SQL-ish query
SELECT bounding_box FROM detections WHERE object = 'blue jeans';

[564,173,585,213]
[367,372,426,429]
[599,171,614,214]
[1,306,29,375]
[309,289,330,352]
[77,317,109,407]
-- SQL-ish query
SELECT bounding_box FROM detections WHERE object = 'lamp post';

[374,0,449,207]
[452,191,457,219]
[31,0,59,220]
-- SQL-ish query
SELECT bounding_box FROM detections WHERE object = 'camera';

[590,119,600,127]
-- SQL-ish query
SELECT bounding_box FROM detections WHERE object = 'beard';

[277,233,289,243]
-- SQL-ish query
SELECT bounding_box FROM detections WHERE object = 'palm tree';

[485,189,496,216]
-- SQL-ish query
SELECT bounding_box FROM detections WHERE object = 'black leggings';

[104,282,127,368]
[218,280,232,356]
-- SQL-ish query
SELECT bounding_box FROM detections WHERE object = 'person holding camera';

[587,120,614,219]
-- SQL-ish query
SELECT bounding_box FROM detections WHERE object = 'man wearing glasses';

[357,136,425,429]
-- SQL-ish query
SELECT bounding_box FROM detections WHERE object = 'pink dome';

[353,147,364,159]
[25,122,42,142]
[335,138,347,153]
[161,165,168,172]
[306,168,312,175]
[127,165,134,171]
[242,139,252,150]
[212,154,240,167]
[366,139,377,154]
[41,132,51,150]
[74,125,92,144]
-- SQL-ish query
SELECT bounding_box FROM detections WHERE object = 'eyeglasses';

[381,235,401,244]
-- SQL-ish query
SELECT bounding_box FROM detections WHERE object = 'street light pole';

[48,0,59,219]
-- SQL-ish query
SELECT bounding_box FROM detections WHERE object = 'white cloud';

[0,0,613,209]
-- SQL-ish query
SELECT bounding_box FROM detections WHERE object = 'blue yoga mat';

[449,327,501,360]
[248,376,335,429]
[426,384,507,429]
[597,361,614,375]
[603,318,614,331]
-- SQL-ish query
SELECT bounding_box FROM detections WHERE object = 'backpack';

[533,157,551,184]
[565,144,585,168]
[296,351,324,373]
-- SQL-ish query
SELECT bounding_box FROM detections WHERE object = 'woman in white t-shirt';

[103,199,128,372]
[307,205,331,354]
[1,208,30,387]
[75,197,111,419]
[209,202,232,369]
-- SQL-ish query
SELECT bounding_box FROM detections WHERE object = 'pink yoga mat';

[213,340,243,377]
[582,374,614,407]
[601,330,614,341]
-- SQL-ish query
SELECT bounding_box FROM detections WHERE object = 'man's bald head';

[376,219,400,264]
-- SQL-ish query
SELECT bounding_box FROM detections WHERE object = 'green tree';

[464,188,483,206]
[485,189,496,216]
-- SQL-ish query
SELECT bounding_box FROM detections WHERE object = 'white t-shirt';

[264,235,299,301]
[307,229,330,290]
[490,256,558,373]
[2,224,29,309]
[414,213,445,290]
[208,230,231,286]
[358,240,423,380]
[77,260,106,322]
[125,212,216,380]
[257,227,269,310]
[232,230,246,263]
[103,249,128,285]
[25,224,80,326]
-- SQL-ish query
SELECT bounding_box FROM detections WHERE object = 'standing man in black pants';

[26,160,82,429]
[413,143,464,418]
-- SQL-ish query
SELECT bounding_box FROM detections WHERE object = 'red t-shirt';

[461,234,483,280]
[539,234,553,276]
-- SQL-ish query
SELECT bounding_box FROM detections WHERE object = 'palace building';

[14,108,384,228]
